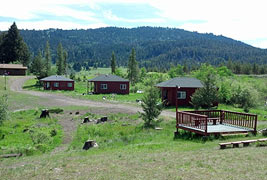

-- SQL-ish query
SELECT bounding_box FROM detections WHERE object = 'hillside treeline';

[18,27,267,70]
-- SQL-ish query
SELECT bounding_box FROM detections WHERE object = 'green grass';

[0,109,62,156]
[0,112,266,179]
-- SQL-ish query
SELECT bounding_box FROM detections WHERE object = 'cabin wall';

[0,69,26,76]
[42,81,74,91]
[160,87,198,106]
[94,81,129,94]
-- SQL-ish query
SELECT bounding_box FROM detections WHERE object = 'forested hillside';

[18,27,267,69]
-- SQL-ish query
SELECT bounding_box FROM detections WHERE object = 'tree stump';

[40,109,50,118]
[83,117,90,123]
[100,116,107,122]
[83,140,96,150]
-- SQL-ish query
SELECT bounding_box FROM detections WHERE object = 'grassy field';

[0,109,62,156]
[0,111,266,179]
[1,75,267,179]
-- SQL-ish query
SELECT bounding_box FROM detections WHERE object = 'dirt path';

[10,76,176,118]
[9,76,176,152]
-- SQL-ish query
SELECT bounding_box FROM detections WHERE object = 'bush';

[230,86,257,111]
[0,95,8,125]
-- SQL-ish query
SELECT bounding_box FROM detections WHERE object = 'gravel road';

[10,76,176,118]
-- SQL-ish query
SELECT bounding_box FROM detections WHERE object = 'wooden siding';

[93,81,129,94]
[0,69,26,76]
[42,81,74,91]
[160,87,198,106]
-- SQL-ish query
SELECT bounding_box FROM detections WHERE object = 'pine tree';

[127,48,139,84]
[0,22,30,65]
[44,41,51,77]
[31,50,45,78]
[63,50,68,74]
[111,51,116,74]
[191,72,218,109]
[140,86,162,128]
[56,43,64,75]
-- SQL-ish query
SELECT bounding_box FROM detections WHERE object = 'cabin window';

[120,84,127,90]
[177,91,186,99]
[46,82,50,88]
[54,82,59,87]
[101,84,107,89]
[67,83,73,87]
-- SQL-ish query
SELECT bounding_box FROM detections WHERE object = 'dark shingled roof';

[40,75,74,82]
[88,74,129,82]
[156,77,203,88]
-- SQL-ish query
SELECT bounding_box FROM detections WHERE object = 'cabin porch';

[175,110,257,136]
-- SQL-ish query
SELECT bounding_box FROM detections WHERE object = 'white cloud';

[103,10,163,23]
[1,0,267,48]
[0,21,108,30]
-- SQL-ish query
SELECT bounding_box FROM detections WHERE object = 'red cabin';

[156,77,203,106]
[88,74,129,94]
[40,75,74,91]
[0,64,27,76]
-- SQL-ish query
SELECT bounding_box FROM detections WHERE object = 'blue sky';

[1,0,267,49]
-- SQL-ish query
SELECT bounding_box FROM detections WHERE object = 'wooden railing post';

[254,115,257,135]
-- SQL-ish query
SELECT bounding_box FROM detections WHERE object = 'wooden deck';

[176,110,257,136]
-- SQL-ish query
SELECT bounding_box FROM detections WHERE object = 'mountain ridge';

[16,26,267,69]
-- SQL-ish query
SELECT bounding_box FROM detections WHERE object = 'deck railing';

[182,110,257,133]
[176,111,208,135]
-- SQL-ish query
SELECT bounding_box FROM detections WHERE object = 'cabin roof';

[156,77,203,88]
[40,75,74,82]
[0,64,27,70]
[88,74,129,82]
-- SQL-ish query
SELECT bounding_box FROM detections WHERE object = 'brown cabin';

[88,74,129,94]
[0,64,27,76]
[156,77,203,106]
[40,75,74,91]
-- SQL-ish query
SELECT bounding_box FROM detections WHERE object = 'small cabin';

[156,77,203,106]
[88,74,129,94]
[40,75,74,91]
[0,64,27,76]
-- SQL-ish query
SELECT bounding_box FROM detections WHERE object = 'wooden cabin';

[0,64,27,76]
[88,74,129,94]
[40,75,74,91]
[156,77,203,106]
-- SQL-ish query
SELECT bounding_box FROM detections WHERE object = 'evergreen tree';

[56,43,64,75]
[31,50,45,78]
[0,22,30,65]
[127,48,139,84]
[44,41,52,77]
[111,51,116,74]
[140,86,162,128]
[191,71,218,109]
[63,50,68,74]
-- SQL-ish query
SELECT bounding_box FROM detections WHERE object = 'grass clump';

[0,110,62,156]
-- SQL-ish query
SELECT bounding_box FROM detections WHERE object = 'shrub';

[0,95,8,125]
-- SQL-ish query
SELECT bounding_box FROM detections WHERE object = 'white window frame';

[67,83,73,88]
[177,91,186,99]
[120,84,127,90]
[54,82,59,87]
[101,84,107,90]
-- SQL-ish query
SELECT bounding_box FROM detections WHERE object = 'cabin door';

[46,82,50,89]
[163,89,168,100]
